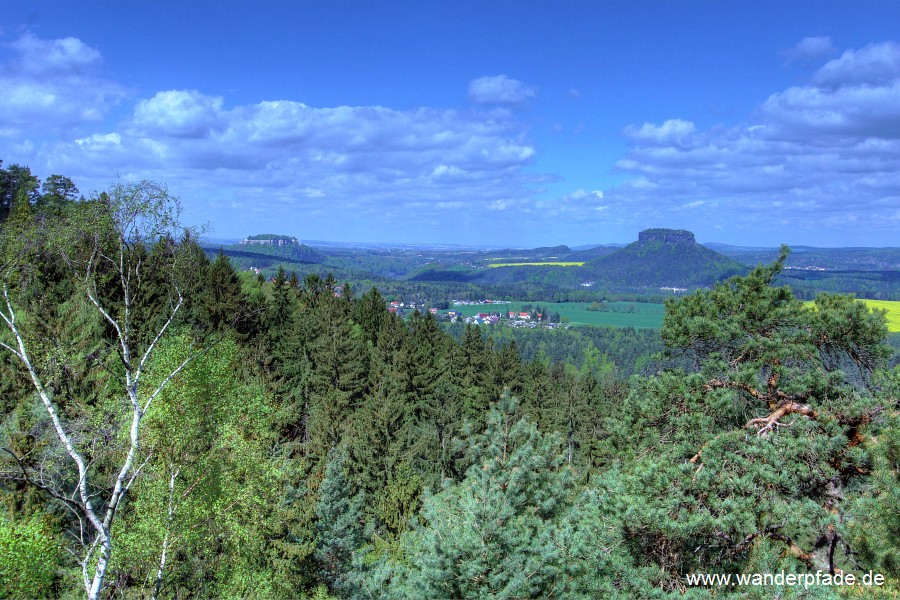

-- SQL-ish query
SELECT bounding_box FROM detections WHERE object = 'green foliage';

[603,248,894,587]
[246,234,297,241]
[4,162,899,599]
[316,449,365,596]
[109,334,280,598]
[40,174,80,214]
[0,513,61,598]
[0,162,41,221]
[214,240,326,267]
[379,396,578,598]
[846,409,900,578]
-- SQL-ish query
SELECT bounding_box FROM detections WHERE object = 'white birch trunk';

[0,185,201,599]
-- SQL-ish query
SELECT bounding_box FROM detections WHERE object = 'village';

[386,299,567,329]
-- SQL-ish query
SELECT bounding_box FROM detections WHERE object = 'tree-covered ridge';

[210,241,327,266]
[0,173,898,598]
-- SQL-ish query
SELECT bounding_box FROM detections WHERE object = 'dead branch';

[745,402,817,437]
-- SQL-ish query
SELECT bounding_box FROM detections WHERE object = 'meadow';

[446,301,665,328]
[446,298,900,332]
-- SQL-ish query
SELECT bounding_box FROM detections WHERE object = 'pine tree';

[384,395,577,598]
[846,408,900,580]
[205,250,246,333]
[268,266,294,342]
[605,248,895,585]
[346,313,412,494]
[353,286,388,348]
[457,324,492,421]
[305,292,368,459]
[316,449,365,596]
[493,339,524,397]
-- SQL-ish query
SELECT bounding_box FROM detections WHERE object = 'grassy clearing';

[803,299,900,333]
[486,261,585,268]
[446,301,664,328]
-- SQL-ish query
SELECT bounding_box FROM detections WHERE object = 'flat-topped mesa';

[638,228,695,246]
[240,234,299,246]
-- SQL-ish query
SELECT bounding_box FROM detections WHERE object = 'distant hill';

[567,245,620,261]
[202,241,326,267]
[707,244,900,271]
[584,229,747,289]
[477,245,574,261]
[408,229,746,291]
[571,243,627,251]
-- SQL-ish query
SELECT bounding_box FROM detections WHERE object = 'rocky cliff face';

[638,228,696,246]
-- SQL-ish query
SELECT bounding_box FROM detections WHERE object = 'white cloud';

[812,42,900,88]
[624,119,696,146]
[75,132,122,148]
[14,82,545,234]
[468,75,536,105]
[0,32,123,132]
[9,32,102,75]
[132,90,225,138]
[607,41,900,244]
[759,81,900,139]
[783,36,836,65]
[0,36,545,242]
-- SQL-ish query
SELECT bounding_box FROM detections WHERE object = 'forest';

[1,174,899,598]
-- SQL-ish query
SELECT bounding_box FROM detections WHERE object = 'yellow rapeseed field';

[804,299,900,333]
[487,261,585,268]
[860,300,900,333]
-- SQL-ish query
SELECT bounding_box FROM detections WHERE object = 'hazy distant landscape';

[207,227,900,307]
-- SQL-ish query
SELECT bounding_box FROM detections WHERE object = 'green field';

[486,261,585,268]
[803,299,900,333]
[446,301,665,328]
[445,299,899,332]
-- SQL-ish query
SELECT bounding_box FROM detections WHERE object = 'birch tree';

[0,181,204,599]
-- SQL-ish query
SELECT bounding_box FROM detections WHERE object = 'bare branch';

[0,448,85,517]
[0,338,23,361]
[123,452,153,496]
[135,290,183,383]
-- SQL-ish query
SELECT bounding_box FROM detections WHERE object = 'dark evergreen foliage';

[1,166,898,598]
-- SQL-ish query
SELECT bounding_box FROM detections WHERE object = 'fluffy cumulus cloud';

[468,75,536,105]
[535,189,605,218]
[812,42,900,88]
[131,90,225,139]
[44,93,543,224]
[0,33,123,133]
[624,119,696,146]
[0,34,553,241]
[784,36,836,65]
[607,40,900,245]
[7,30,900,246]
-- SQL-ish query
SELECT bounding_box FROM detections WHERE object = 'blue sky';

[2,1,899,247]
